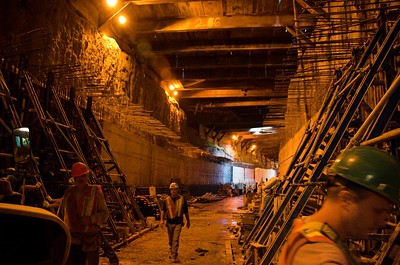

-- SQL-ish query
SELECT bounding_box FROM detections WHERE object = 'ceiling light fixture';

[118,15,127,24]
[249,126,275,135]
[99,1,130,31]
[106,0,117,7]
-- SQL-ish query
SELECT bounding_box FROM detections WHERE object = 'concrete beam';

[146,43,294,55]
[132,15,297,33]
[177,89,287,98]
[197,100,287,108]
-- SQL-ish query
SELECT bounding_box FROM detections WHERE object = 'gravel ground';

[100,196,246,265]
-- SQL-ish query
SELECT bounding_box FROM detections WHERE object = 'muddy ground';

[100,196,247,265]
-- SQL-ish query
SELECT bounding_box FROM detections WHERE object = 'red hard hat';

[71,162,89,178]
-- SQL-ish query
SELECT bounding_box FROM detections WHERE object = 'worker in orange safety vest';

[278,146,400,265]
[160,182,190,263]
[59,162,109,265]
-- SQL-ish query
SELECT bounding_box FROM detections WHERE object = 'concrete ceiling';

[93,0,306,160]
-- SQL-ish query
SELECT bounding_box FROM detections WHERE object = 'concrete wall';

[278,122,309,177]
[232,166,255,185]
[103,121,232,195]
[255,168,277,184]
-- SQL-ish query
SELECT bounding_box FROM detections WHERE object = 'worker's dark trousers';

[167,223,183,260]
[66,244,99,265]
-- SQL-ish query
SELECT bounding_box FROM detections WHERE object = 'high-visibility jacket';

[165,195,185,219]
[59,184,109,252]
[61,184,109,233]
[278,218,359,265]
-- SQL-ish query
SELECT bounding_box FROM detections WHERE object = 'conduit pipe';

[346,72,400,150]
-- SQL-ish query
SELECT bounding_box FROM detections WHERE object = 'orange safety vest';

[278,219,359,265]
[64,185,101,233]
[165,195,184,219]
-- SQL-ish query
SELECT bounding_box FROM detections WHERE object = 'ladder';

[67,91,147,236]
[22,71,81,184]
[5,67,125,241]
[0,65,49,206]
[243,15,400,265]
[32,71,146,241]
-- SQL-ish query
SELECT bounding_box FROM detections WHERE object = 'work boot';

[170,255,179,263]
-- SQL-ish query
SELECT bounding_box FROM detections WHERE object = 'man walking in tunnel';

[160,182,191,263]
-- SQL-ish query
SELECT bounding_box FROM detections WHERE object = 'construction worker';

[160,182,190,263]
[59,162,110,265]
[278,146,400,265]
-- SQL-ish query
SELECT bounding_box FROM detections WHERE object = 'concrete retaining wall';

[103,121,232,193]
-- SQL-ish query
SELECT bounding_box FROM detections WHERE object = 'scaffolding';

[243,4,400,264]
[0,60,147,245]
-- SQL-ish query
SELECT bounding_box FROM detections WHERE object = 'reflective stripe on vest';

[65,185,100,233]
[165,195,184,219]
[278,219,359,265]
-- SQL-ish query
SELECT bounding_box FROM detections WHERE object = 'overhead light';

[173,91,178,96]
[118,15,127,24]
[169,84,175,91]
[106,0,118,7]
[249,126,276,135]
[99,1,130,31]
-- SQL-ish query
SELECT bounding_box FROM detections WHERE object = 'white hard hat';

[169,182,179,189]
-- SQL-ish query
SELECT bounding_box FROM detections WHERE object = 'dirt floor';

[100,196,247,265]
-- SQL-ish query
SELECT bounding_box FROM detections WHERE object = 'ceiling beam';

[157,62,296,71]
[126,0,219,4]
[170,68,290,80]
[143,43,294,55]
[198,119,264,128]
[177,89,287,98]
[154,58,295,68]
[131,15,297,33]
[241,134,271,139]
[262,120,286,126]
[194,100,287,108]
[179,79,281,89]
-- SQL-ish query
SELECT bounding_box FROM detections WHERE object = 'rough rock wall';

[0,0,185,136]
[0,0,233,188]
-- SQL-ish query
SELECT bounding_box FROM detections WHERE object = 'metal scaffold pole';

[243,11,400,265]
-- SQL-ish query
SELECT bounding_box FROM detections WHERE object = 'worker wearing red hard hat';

[59,162,109,265]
